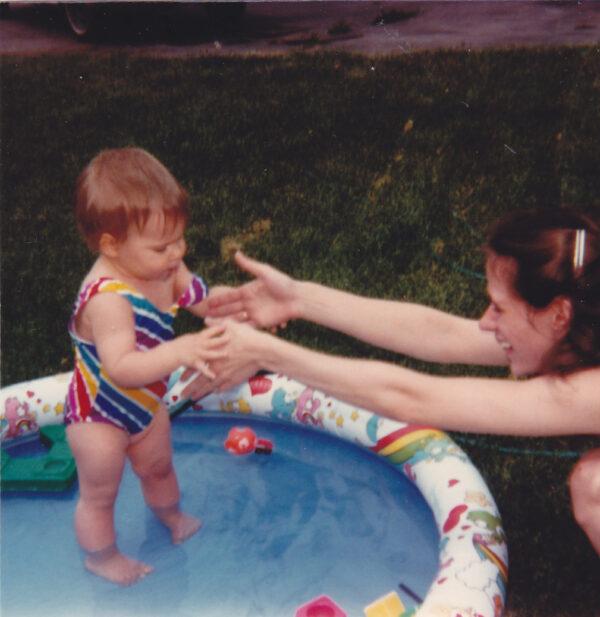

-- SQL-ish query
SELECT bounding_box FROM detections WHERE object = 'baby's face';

[116,212,187,282]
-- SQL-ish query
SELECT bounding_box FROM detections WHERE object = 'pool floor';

[1,415,439,617]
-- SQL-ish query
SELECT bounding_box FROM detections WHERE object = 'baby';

[65,147,227,585]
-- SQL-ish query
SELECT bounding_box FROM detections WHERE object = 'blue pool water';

[1,415,439,617]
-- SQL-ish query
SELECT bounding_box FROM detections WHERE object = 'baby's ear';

[98,233,119,258]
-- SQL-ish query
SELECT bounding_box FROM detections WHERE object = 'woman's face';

[479,254,565,377]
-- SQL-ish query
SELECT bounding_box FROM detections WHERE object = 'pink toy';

[224,426,273,456]
[2,397,39,441]
[295,595,346,617]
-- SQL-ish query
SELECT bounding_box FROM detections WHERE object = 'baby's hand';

[175,325,229,380]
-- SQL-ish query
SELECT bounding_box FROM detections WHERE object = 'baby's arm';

[85,293,228,388]
[173,264,235,320]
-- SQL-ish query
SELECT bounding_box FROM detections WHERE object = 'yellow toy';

[363,591,405,617]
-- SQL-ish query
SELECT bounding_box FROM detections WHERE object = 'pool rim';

[1,370,509,617]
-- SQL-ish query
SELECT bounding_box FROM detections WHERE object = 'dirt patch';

[1,1,599,57]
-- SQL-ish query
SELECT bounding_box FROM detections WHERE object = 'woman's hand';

[207,252,300,329]
[206,319,268,392]
[181,372,215,401]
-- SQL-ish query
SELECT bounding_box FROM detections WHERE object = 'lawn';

[1,48,599,616]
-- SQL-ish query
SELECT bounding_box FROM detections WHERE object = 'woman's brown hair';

[487,208,599,371]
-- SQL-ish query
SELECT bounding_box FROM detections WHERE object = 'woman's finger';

[203,323,226,337]
[204,331,230,347]
[207,288,242,309]
[235,310,250,322]
[203,350,229,362]
[206,316,234,328]
[195,361,216,380]
[234,251,271,278]
[180,373,212,399]
[216,380,234,393]
[207,298,246,317]
[182,383,213,400]
[180,368,196,382]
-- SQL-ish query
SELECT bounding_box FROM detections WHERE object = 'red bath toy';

[224,426,273,456]
[295,595,346,617]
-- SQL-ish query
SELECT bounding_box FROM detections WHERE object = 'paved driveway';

[1,1,599,56]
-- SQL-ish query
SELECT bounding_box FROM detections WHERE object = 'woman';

[201,208,600,555]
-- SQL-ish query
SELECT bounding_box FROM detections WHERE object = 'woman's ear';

[551,296,573,338]
[98,233,119,258]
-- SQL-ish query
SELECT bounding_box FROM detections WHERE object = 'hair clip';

[573,228,586,270]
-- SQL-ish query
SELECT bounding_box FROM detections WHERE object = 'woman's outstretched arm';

[209,252,507,366]
[211,321,600,437]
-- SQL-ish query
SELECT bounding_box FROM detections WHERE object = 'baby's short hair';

[75,147,189,251]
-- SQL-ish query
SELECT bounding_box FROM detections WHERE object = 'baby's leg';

[570,447,600,556]
[129,406,201,544]
[67,422,153,585]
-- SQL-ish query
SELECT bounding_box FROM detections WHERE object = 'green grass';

[1,48,600,616]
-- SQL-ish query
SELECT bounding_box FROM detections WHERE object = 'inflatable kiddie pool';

[1,371,508,617]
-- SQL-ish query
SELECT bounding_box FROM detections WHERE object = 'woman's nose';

[479,305,495,332]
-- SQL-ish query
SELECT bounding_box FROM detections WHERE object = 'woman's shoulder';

[560,365,600,389]
[566,365,600,397]
[542,367,600,434]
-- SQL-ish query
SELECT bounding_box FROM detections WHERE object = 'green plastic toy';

[1,425,77,491]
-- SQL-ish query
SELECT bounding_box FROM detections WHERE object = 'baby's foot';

[152,504,202,544]
[85,545,153,586]
[167,511,202,544]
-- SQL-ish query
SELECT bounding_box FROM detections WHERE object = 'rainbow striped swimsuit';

[65,274,208,434]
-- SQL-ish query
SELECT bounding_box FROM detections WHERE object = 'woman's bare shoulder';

[540,367,600,435]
